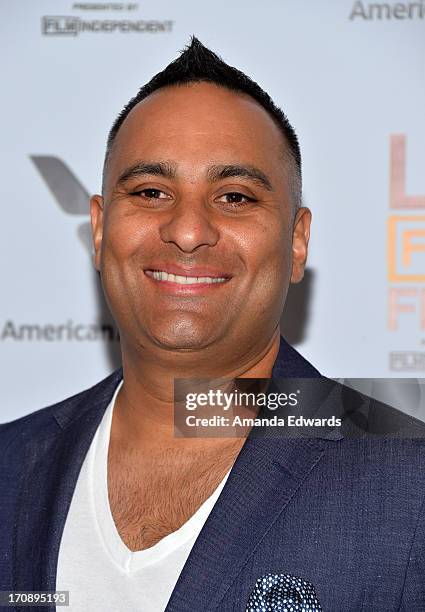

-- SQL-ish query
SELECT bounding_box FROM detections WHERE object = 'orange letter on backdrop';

[390,134,425,209]
[388,288,425,330]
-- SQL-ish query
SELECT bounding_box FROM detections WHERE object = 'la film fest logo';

[41,3,174,36]
[388,135,425,371]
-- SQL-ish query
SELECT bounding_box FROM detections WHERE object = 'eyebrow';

[116,160,273,192]
[206,164,273,192]
[117,161,176,185]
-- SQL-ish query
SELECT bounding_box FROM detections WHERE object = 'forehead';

[107,82,288,181]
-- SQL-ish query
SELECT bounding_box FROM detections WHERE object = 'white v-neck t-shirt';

[56,381,231,611]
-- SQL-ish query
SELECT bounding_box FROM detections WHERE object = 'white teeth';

[149,270,227,285]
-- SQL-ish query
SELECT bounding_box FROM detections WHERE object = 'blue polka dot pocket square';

[246,573,322,611]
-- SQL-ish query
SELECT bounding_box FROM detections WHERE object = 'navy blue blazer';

[2,337,425,611]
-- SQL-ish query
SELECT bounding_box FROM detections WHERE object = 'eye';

[132,188,171,200]
[216,192,256,208]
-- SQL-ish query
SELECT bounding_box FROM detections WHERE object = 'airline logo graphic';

[1,156,120,345]
[350,1,425,20]
[30,155,92,252]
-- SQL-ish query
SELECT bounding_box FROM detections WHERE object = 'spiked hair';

[103,37,301,207]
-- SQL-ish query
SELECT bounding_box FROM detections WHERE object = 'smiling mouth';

[145,270,228,285]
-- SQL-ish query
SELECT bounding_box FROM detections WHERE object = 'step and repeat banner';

[1,0,424,421]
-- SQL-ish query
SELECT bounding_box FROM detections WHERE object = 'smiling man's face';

[91,82,310,363]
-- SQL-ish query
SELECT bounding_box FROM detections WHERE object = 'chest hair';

[107,440,242,552]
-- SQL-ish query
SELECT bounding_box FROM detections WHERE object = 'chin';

[147,317,216,351]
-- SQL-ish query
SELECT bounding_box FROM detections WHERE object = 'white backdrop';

[1,0,424,421]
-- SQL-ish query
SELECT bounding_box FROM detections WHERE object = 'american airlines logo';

[350,1,425,20]
[30,155,92,252]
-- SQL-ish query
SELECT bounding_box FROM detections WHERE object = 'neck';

[111,329,281,449]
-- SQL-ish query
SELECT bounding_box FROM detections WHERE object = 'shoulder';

[325,391,425,491]
[0,368,122,454]
[337,381,425,439]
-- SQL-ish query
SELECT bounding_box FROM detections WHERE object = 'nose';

[159,196,219,254]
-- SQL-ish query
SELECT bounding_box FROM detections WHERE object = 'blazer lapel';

[166,336,328,611]
[12,370,122,594]
[165,435,329,611]
[12,335,324,609]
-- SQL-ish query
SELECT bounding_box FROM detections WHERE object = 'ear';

[90,194,104,271]
[290,206,312,284]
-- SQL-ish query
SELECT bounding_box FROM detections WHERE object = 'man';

[1,37,425,612]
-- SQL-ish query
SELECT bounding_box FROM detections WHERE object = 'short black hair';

[103,36,301,207]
